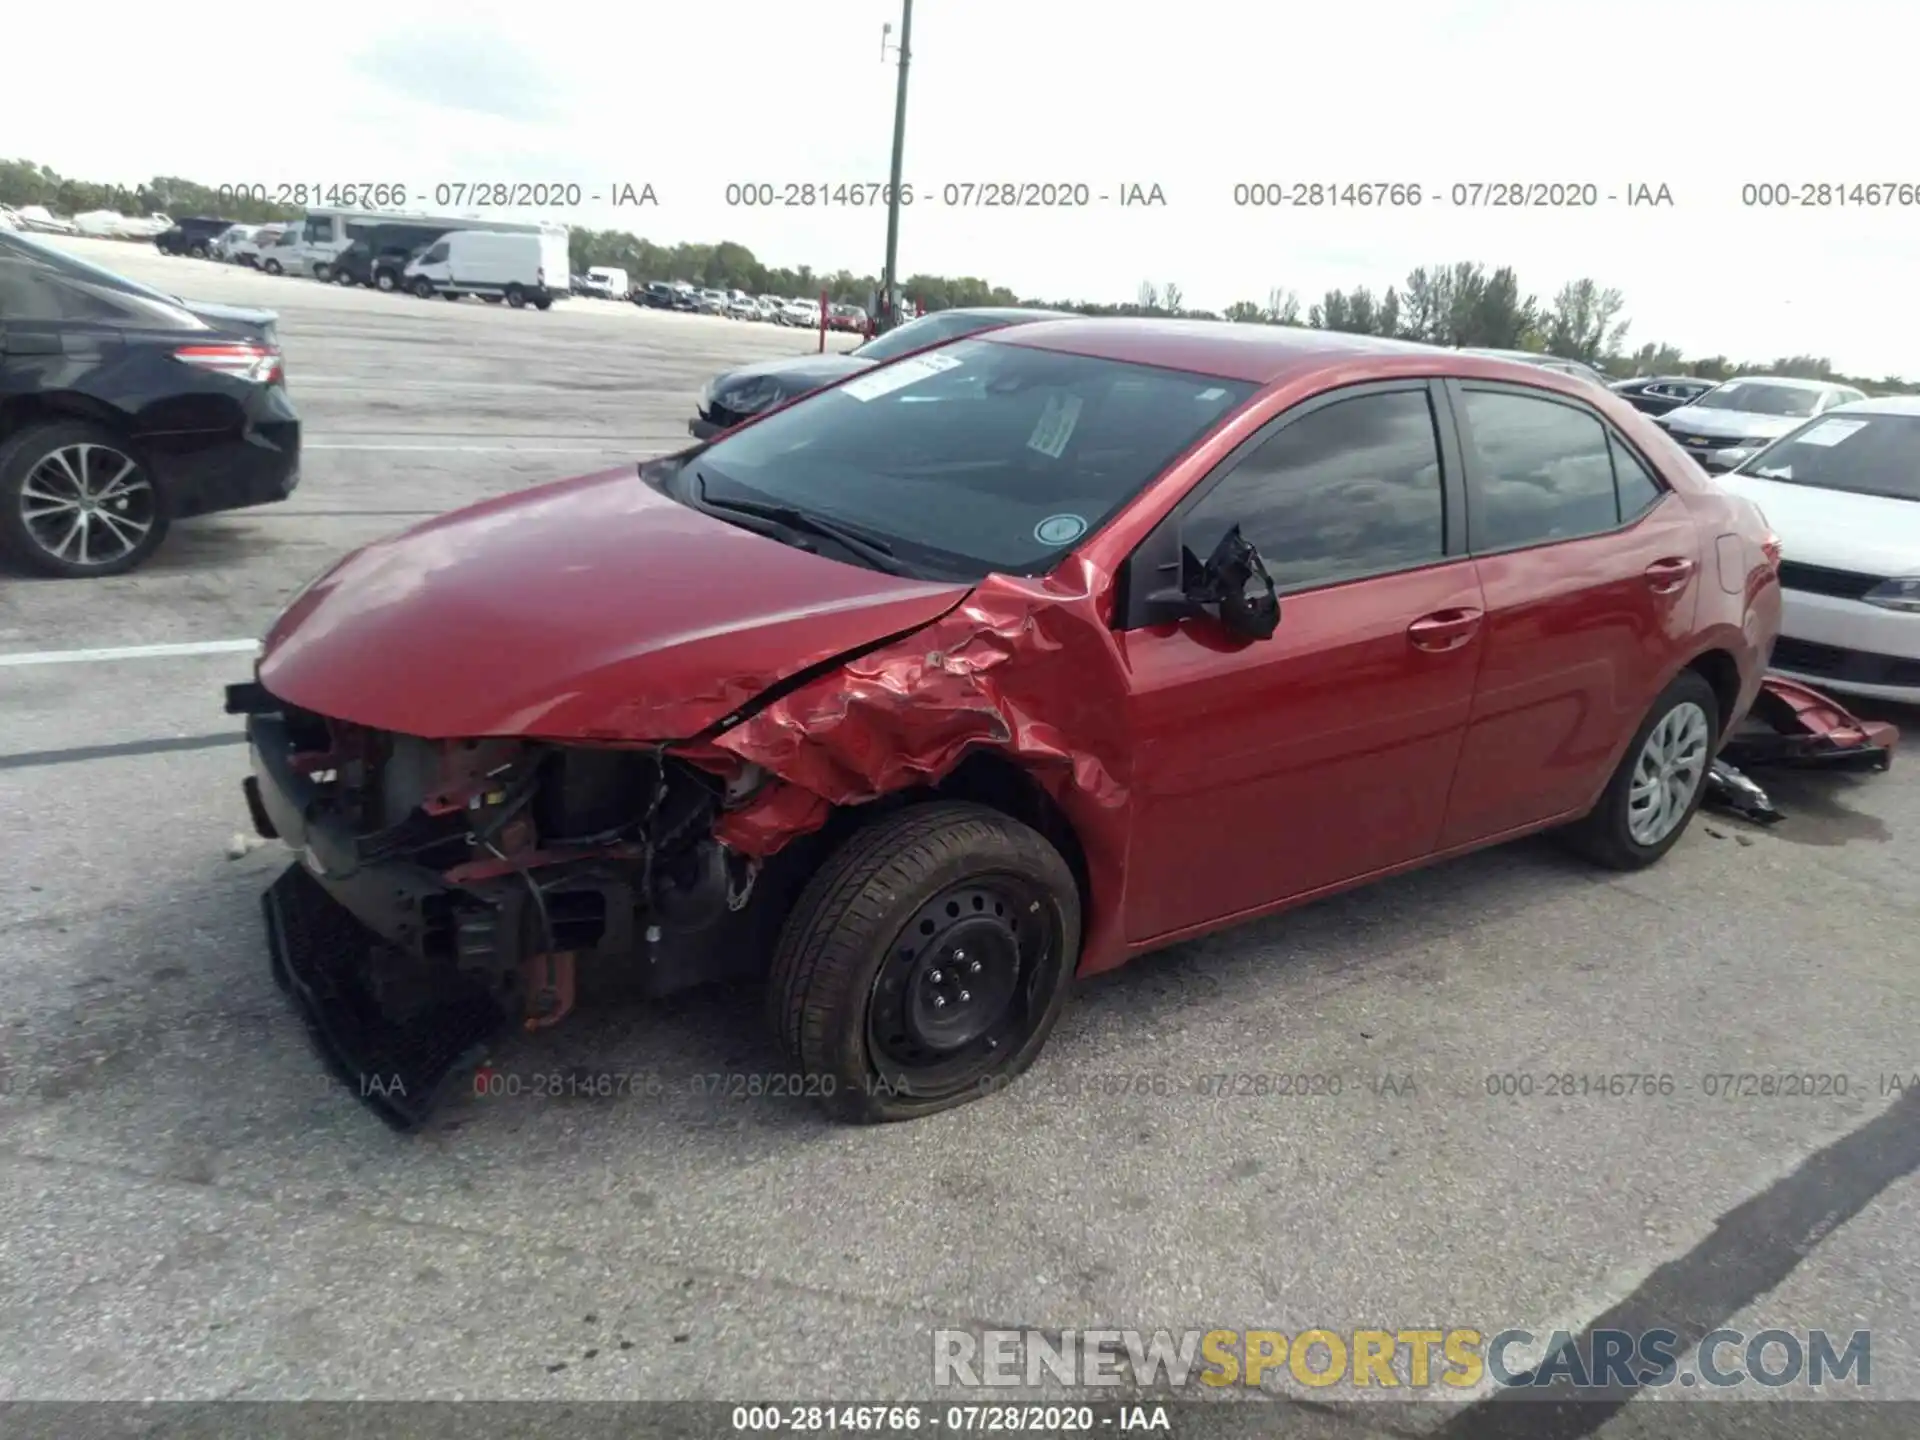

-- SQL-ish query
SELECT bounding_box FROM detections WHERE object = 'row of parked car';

[622,277,872,332]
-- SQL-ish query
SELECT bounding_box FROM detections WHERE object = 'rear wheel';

[188,241,209,260]
[533,295,552,311]
[0,420,169,578]
[505,285,526,308]
[1562,670,1719,870]
[767,801,1080,1122]
[375,271,397,291]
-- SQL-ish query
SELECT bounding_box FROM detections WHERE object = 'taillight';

[174,343,281,385]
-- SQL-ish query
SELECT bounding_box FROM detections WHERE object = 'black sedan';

[0,232,301,577]
[688,306,1067,440]
[1610,375,1719,417]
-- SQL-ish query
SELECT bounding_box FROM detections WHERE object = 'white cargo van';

[402,230,571,309]
[584,266,629,299]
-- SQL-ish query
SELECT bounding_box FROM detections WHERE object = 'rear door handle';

[1407,607,1483,653]
[1645,556,1697,594]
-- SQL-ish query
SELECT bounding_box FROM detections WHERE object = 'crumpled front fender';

[674,557,1135,972]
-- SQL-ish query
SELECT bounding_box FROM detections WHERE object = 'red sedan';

[228,320,1782,1127]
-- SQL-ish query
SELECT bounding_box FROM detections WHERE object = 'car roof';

[1717,374,1850,391]
[941,306,1073,322]
[985,316,1460,384]
[1831,395,1920,416]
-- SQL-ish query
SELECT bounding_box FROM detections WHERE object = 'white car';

[1716,396,1920,703]
[724,293,760,320]
[1656,375,1865,473]
[779,297,820,327]
[211,224,256,262]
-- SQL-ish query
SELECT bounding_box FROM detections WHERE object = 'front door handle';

[1645,556,1697,594]
[1407,607,1483,653]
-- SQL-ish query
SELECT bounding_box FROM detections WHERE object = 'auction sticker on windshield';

[839,352,963,402]
[1027,394,1084,458]
[1794,418,1869,447]
[1034,514,1087,545]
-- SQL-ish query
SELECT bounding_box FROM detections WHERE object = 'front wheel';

[412,277,434,298]
[505,285,526,308]
[311,264,331,282]
[263,259,283,275]
[1561,669,1720,870]
[767,801,1081,1123]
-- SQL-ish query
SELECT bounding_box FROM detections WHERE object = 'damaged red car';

[226,320,1785,1127]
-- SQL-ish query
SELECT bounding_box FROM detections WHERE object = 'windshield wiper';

[693,471,906,574]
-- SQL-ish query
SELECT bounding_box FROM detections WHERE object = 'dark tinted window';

[1610,434,1664,519]
[0,254,201,327]
[691,337,1255,578]
[1461,389,1619,548]
[1184,389,1447,590]
[1736,413,1920,502]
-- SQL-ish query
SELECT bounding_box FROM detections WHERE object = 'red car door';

[1117,380,1487,946]
[1435,380,1703,847]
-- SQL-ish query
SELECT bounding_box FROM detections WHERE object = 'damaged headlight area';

[224,681,784,1123]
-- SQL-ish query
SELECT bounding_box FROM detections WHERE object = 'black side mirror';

[1190,525,1280,640]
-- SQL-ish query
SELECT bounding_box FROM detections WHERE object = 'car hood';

[257,468,972,741]
[1660,405,1805,442]
[709,351,874,398]
[1714,473,1920,575]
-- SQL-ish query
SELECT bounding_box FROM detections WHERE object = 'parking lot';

[2,241,1917,1431]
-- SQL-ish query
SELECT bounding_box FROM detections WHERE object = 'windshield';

[684,336,1257,578]
[1693,382,1825,417]
[1734,413,1920,501]
[853,311,1025,363]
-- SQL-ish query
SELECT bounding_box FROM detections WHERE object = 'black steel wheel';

[767,801,1080,1122]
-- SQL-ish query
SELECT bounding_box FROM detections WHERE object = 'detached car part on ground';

[232,320,1882,1130]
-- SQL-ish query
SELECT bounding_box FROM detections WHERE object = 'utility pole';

[879,0,913,332]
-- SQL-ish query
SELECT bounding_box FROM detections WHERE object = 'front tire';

[412,277,435,298]
[505,285,526,308]
[1562,670,1719,870]
[0,420,169,577]
[263,259,283,275]
[767,801,1080,1123]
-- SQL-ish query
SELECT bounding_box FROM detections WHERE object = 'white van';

[584,266,629,299]
[402,230,571,309]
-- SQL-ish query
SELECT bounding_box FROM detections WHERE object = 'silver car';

[1656,376,1866,472]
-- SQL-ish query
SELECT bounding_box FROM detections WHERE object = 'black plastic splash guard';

[262,863,505,1130]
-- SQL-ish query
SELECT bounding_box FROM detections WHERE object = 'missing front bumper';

[263,863,506,1131]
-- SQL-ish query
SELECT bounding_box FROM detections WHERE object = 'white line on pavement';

[306,443,632,453]
[0,639,258,667]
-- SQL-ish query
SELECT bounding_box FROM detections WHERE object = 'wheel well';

[1685,648,1742,737]
[0,392,131,447]
[932,753,1092,917]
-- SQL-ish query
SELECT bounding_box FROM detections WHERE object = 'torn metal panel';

[690,561,1137,972]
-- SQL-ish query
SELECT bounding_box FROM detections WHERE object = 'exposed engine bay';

[224,682,852,1122]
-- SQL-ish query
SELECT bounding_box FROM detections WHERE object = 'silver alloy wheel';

[19,442,157,568]
[1627,700,1710,846]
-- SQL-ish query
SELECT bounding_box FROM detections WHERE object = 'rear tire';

[0,420,170,578]
[767,801,1081,1123]
[188,242,209,260]
[1561,670,1719,870]
[375,272,397,291]
[533,295,552,311]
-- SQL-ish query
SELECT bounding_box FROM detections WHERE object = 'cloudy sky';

[5,0,1916,375]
